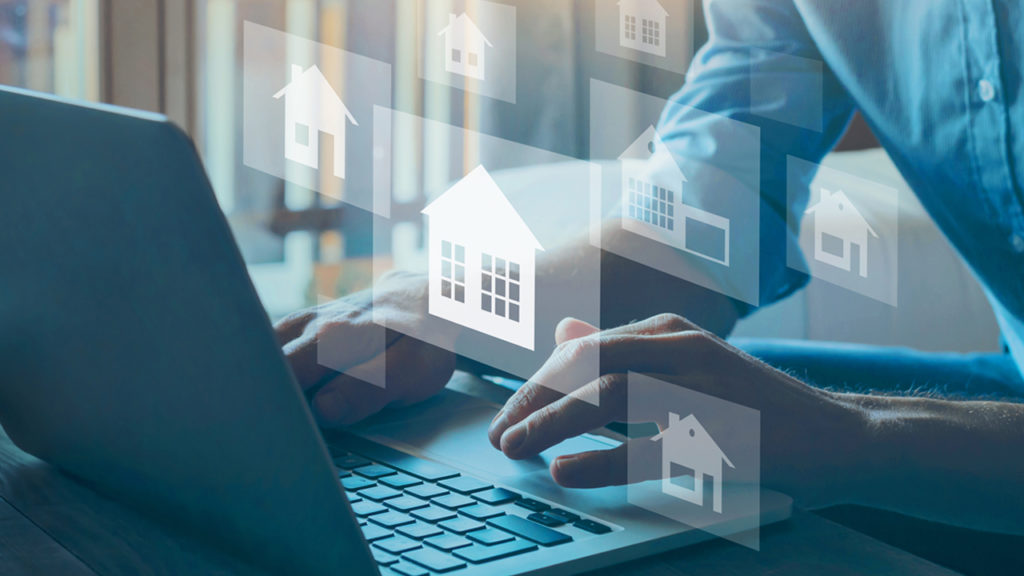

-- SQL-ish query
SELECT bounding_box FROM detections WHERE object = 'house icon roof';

[620,125,688,183]
[437,12,493,49]
[273,64,357,126]
[805,188,878,238]
[652,412,734,469]
[618,0,669,17]
[422,165,544,252]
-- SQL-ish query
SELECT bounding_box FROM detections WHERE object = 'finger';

[489,315,714,447]
[284,313,401,390]
[312,370,390,428]
[273,310,309,346]
[499,374,628,459]
[554,317,599,346]
[549,436,662,489]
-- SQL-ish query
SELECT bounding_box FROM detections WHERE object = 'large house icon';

[273,64,357,179]
[805,187,878,277]
[618,0,668,57]
[422,165,543,350]
[438,12,493,81]
[652,413,734,514]
[620,125,731,267]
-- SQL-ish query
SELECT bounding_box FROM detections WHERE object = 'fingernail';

[488,410,507,437]
[552,455,580,485]
[501,425,527,454]
[313,391,348,426]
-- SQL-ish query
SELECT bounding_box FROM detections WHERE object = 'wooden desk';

[0,424,957,576]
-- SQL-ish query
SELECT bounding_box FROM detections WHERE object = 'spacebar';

[488,515,572,546]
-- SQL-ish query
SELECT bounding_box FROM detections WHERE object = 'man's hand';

[275,272,458,427]
[487,314,866,507]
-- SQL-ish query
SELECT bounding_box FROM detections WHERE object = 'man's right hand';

[274,272,459,427]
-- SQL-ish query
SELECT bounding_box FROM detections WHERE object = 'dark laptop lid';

[0,86,374,576]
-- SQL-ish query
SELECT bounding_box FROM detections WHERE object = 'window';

[623,14,636,40]
[468,52,477,67]
[295,122,310,146]
[641,18,660,47]
[628,178,675,231]
[451,48,461,63]
[441,240,466,303]
[0,0,100,101]
[821,233,845,258]
[481,253,520,322]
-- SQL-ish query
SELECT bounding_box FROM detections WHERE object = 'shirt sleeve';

[656,0,857,316]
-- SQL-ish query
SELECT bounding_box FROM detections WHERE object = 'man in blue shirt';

[280,0,1024,534]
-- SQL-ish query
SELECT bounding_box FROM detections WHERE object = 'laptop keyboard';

[331,447,615,575]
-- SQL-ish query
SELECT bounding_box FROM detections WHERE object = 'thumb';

[555,317,600,346]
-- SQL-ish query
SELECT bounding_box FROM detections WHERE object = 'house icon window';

[652,412,734,514]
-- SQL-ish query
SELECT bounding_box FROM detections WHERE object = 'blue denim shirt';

[658,0,1024,381]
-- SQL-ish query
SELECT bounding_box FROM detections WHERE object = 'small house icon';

[652,412,734,513]
[618,0,668,57]
[805,187,878,277]
[438,12,493,81]
[273,64,357,179]
[422,165,543,350]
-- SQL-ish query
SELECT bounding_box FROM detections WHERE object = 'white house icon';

[422,165,543,350]
[620,125,731,267]
[438,12,493,81]
[273,64,357,179]
[618,0,668,57]
[805,187,878,277]
[652,413,734,514]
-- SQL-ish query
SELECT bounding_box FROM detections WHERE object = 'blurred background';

[0,0,1000,354]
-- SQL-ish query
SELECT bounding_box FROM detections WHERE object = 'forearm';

[842,394,1024,534]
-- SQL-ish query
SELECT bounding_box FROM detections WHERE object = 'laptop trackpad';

[351,389,631,510]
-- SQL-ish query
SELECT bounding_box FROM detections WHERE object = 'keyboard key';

[390,562,429,576]
[406,484,448,500]
[454,539,538,563]
[351,501,387,517]
[488,515,572,546]
[574,519,612,535]
[386,496,430,513]
[341,476,375,491]
[439,476,493,494]
[411,505,457,523]
[397,521,443,540]
[360,486,403,502]
[527,512,565,527]
[336,468,352,479]
[373,535,422,555]
[433,493,476,509]
[459,504,505,521]
[473,487,520,505]
[345,491,363,504]
[439,517,486,534]
[379,473,422,489]
[467,528,515,546]
[354,464,397,480]
[544,509,580,524]
[369,511,416,529]
[388,456,461,481]
[333,454,372,469]
[515,498,550,512]
[372,549,400,566]
[403,547,467,573]
[361,524,392,542]
[424,533,473,552]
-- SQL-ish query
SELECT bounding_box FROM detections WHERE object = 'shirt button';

[978,79,996,102]
[1012,234,1024,253]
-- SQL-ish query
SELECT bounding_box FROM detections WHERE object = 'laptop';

[0,86,791,576]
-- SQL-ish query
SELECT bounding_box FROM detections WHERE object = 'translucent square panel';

[594,0,696,75]
[371,107,602,403]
